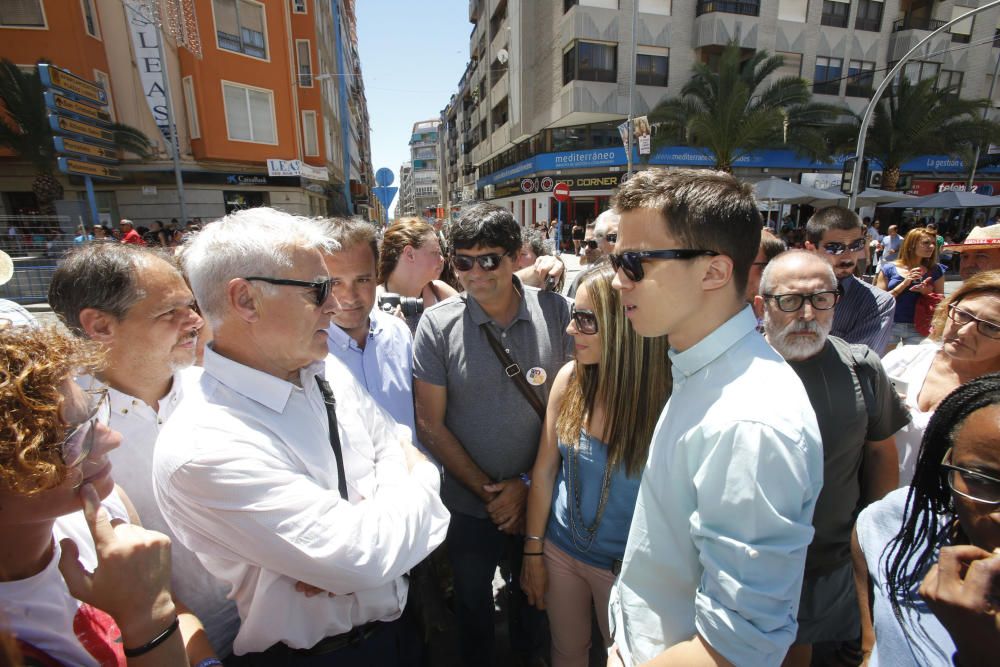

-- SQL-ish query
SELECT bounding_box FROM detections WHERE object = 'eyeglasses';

[820,238,867,256]
[244,276,332,306]
[451,253,506,272]
[583,240,598,250]
[570,306,599,335]
[605,232,617,244]
[609,249,719,282]
[762,290,840,313]
[948,305,1000,339]
[941,448,1000,505]
[60,390,110,468]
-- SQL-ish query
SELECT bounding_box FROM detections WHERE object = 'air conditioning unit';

[868,171,883,188]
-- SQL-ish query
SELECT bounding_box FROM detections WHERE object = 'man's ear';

[228,278,260,323]
[78,308,116,343]
[701,254,733,292]
[804,240,817,251]
[752,295,766,320]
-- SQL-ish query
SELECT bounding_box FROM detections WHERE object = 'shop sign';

[907,180,998,196]
[225,174,268,186]
[499,173,624,198]
[267,159,302,177]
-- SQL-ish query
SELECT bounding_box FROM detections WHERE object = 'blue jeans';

[447,512,550,666]
[890,321,925,348]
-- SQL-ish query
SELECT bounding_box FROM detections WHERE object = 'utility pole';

[625,0,638,178]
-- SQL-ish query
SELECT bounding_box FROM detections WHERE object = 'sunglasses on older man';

[245,276,333,306]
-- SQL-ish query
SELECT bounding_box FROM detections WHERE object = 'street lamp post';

[848,1,1000,209]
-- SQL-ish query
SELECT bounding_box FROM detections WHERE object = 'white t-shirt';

[0,491,129,666]
[881,342,940,487]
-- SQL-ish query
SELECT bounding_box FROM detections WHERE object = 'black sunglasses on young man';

[820,238,867,256]
[244,276,333,306]
[608,249,719,283]
[451,253,507,272]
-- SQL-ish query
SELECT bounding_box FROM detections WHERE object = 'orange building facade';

[0,0,377,228]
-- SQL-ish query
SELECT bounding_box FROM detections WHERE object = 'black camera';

[378,292,424,318]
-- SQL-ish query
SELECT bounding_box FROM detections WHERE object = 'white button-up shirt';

[610,307,823,666]
[153,346,449,655]
[82,370,241,656]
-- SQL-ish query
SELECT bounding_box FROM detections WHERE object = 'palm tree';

[830,76,1000,191]
[649,42,848,172]
[0,59,153,215]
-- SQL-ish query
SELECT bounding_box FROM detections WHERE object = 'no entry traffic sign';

[553,182,571,202]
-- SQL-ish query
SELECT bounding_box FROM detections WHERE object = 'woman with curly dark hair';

[0,326,185,666]
[852,373,1000,667]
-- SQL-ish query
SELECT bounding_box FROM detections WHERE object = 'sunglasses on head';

[61,389,110,469]
[583,240,598,250]
[245,276,333,306]
[451,253,507,272]
[570,306,598,335]
[820,238,867,256]
[609,248,719,282]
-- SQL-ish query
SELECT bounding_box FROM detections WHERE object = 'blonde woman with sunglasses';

[521,263,671,667]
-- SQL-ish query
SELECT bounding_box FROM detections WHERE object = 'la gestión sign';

[125,0,171,149]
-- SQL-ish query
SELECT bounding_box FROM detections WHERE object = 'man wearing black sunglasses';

[606,169,823,667]
[804,207,895,354]
[413,202,573,666]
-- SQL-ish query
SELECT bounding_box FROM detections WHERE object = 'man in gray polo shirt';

[414,202,573,667]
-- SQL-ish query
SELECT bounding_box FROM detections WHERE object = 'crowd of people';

[1,167,999,667]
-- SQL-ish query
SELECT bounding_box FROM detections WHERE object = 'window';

[302,110,319,156]
[696,1,760,17]
[846,60,874,97]
[902,60,939,85]
[778,0,807,22]
[491,96,509,131]
[182,76,199,139]
[813,56,842,95]
[638,0,671,15]
[636,52,669,86]
[774,52,803,79]
[854,0,882,32]
[950,6,973,44]
[296,40,312,87]
[93,69,115,121]
[563,41,617,85]
[213,0,267,60]
[0,0,46,27]
[939,70,963,96]
[821,0,849,28]
[292,0,306,13]
[80,0,99,38]
[222,81,276,144]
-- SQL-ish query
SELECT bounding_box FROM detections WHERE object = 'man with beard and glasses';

[804,207,895,354]
[48,244,240,660]
[755,250,908,667]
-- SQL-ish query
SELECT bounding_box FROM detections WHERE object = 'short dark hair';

[48,244,162,335]
[805,206,863,245]
[317,217,378,265]
[611,168,761,296]
[447,202,521,256]
[760,233,787,263]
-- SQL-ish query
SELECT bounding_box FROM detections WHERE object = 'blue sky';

[356,1,471,214]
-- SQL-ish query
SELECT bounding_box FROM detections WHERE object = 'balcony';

[893,15,946,32]
[888,15,951,62]
[695,1,759,17]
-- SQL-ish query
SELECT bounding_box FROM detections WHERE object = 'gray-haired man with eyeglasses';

[804,207,896,354]
[755,250,909,667]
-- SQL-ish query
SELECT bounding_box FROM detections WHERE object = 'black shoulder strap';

[480,322,546,420]
[848,342,876,419]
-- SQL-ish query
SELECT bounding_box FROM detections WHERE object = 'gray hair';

[759,249,837,295]
[182,207,336,327]
[48,243,161,335]
[593,209,620,240]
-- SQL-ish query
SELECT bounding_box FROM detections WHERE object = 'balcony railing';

[695,1,760,17]
[892,16,946,32]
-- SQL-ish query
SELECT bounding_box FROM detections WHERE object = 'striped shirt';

[831,276,895,354]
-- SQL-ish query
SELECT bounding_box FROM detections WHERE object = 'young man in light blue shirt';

[318,218,419,451]
[607,168,824,666]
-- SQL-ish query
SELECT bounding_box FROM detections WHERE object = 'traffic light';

[840,158,869,195]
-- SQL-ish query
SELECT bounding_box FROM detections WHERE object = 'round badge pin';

[526,367,547,386]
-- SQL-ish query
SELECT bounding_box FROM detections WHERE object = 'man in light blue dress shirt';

[318,218,421,453]
[607,169,824,666]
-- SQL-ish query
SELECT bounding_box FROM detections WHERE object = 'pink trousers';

[544,541,617,667]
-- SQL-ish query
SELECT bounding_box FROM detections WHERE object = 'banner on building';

[125,0,172,153]
[634,116,651,155]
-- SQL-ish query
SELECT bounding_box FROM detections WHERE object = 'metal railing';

[695,1,760,17]
[892,16,946,32]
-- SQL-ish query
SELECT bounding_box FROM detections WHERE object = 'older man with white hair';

[755,250,907,667]
[593,207,620,256]
[152,208,450,665]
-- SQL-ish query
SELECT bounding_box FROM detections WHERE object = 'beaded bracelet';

[123,616,180,657]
